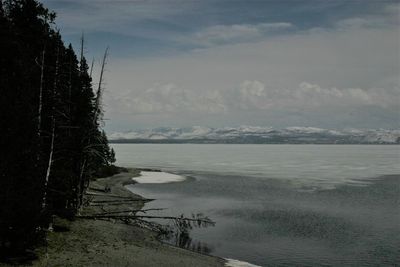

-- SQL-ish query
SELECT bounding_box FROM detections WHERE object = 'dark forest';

[0,0,115,258]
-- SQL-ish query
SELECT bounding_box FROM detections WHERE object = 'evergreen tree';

[0,0,114,257]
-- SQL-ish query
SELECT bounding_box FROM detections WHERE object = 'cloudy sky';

[42,0,400,131]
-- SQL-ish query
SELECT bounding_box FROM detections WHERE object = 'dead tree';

[79,32,84,73]
[36,19,48,144]
[37,47,45,141]
[90,208,166,216]
[89,57,95,78]
[77,214,212,223]
[93,47,109,124]
[77,47,109,211]
[41,45,59,209]
[76,214,215,231]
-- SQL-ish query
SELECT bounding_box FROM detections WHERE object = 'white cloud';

[293,82,397,108]
[238,80,269,109]
[106,83,227,115]
[335,18,374,29]
[335,16,397,31]
[106,79,398,119]
[190,22,293,46]
[109,83,190,114]
[232,81,398,111]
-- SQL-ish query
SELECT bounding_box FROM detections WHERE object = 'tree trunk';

[89,57,94,78]
[93,47,109,124]
[41,45,59,209]
[37,48,45,144]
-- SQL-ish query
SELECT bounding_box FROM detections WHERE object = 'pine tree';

[0,0,115,257]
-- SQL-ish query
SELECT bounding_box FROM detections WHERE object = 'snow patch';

[285,126,326,133]
[132,171,186,184]
[225,258,262,267]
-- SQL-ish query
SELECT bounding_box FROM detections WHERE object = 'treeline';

[0,0,115,256]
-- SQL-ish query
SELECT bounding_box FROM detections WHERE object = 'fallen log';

[86,192,137,199]
[88,187,108,193]
[90,202,152,206]
[76,214,215,226]
[88,208,166,216]
[90,199,154,204]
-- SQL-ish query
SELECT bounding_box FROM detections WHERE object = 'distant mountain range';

[109,126,400,144]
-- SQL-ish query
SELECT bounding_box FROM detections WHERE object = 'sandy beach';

[26,169,225,267]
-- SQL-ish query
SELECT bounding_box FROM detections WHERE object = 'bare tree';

[77,47,109,211]
[41,45,59,209]
[37,47,45,142]
[93,47,109,124]
[80,32,84,73]
[90,57,95,78]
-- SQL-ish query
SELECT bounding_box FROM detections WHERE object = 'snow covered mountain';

[109,126,400,144]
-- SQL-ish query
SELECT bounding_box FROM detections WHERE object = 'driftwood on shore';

[76,214,215,225]
[87,208,166,216]
[81,189,215,235]
[82,172,216,241]
[86,192,139,199]
[89,200,154,207]
[90,199,154,204]
[77,213,215,237]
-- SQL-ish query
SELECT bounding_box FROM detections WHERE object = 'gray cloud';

[52,1,397,131]
[103,19,399,130]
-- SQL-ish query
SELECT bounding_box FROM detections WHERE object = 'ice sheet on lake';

[225,258,262,267]
[132,171,186,184]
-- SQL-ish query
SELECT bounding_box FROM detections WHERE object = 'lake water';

[113,144,400,266]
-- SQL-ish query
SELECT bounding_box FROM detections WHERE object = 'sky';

[42,0,400,132]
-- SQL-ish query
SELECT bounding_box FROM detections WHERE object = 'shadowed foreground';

[30,170,224,267]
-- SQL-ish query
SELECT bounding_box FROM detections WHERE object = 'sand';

[25,169,225,267]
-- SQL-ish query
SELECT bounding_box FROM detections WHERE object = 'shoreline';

[30,169,225,267]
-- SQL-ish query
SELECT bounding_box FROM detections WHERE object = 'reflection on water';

[163,231,214,255]
[158,212,216,255]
